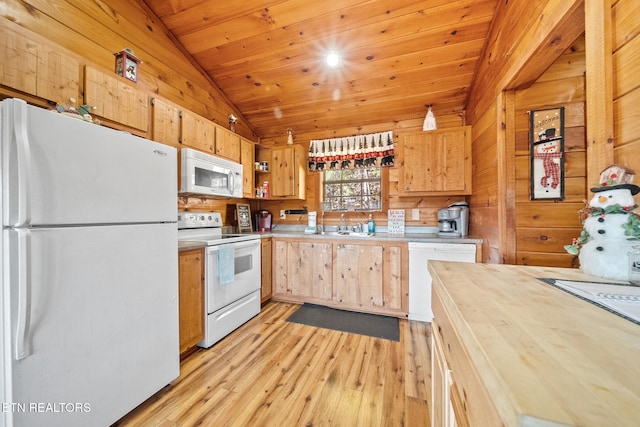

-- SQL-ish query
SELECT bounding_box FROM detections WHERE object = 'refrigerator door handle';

[13,99,33,227]
[15,228,32,360]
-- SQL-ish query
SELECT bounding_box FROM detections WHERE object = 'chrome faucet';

[339,213,348,232]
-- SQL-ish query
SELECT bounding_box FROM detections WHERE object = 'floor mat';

[286,303,400,341]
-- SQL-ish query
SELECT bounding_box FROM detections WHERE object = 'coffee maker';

[255,209,272,232]
[437,202,469,237]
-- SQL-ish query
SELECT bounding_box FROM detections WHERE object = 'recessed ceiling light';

[325,51,341,67]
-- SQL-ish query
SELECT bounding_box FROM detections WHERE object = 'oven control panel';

[178,211,222,229]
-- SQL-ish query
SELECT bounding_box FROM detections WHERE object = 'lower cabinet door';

[179,248,204,354]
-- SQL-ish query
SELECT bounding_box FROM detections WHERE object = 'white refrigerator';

[0,98,179,427]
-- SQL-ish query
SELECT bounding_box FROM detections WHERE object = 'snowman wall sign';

[530,107,565,200]
[564,165,640,280]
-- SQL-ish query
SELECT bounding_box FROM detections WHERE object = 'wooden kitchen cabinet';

[0,25,80,107]
[272,237,407,317]
[178,248,205,355]
[273,239,333,302]
[240,137,255,198]
[431,267,501,427]
[180,109,216,153]
[432,319,468,427]
[260,238,272,303]
[151,97,181,148]
[152,97,182,190]
[84,65,149,132]
[398,126,472,196]
[333,241,407,316]
[429,261,640,426]
[253,144,305,200]
[215,125,241,162]
[271,145,306,199]
[334,243,384,308]
[181,110,244,162]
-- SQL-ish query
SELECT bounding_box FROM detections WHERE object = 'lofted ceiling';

[143,0,499,140]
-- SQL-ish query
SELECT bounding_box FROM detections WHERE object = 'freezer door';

[1,98,176,226]
[3,223,179,427]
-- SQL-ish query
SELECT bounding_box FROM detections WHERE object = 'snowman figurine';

[565,165,640,280]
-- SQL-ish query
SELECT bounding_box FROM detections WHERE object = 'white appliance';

[177,212,261,348]
[179,148,243,198]
[0,98,179,427]
[408,242,476,322]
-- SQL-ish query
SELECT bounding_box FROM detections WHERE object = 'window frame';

[321,167,388,213]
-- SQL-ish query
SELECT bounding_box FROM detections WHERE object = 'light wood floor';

[114,302,432,426]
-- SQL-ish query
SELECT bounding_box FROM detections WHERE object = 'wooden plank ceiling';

[143,0,499,140]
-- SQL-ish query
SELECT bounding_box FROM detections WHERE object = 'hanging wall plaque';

[530,107,565,200]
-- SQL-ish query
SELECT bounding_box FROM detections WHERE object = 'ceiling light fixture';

[287,128,294,145]
[422,105,437,131]
[325,51,341,67]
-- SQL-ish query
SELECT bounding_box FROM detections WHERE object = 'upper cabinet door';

[84,65,149,132]
[271,145,306,199]
[180,109,215,154]
[0,25,80,107]
[214,126,241,162]
[399,126,472,196]
[151,97,181,148]
[240,138,255,198]
[36,50,80,107]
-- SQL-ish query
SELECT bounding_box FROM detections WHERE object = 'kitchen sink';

[326,231,374,237]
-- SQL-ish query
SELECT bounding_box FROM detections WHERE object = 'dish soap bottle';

[367,214,375,234]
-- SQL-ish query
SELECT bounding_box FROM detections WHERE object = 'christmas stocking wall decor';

[565,165,640,280]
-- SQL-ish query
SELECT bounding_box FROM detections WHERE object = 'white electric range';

[178,212,261,347]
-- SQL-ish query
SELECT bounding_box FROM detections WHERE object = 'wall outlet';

[412,208,420,220]
[280,210,286,219]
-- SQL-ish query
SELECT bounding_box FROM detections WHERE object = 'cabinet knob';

[69,97,77,104]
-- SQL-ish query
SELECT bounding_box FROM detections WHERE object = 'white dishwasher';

[408,242,476,322]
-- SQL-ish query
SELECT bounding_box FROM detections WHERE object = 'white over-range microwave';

[180,148,243,198]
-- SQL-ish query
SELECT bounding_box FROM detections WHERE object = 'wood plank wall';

[612,0,640,173]
[469,0,639,266]
[513,37,586,268]
[468,99,501,263]
[465,0,587,264]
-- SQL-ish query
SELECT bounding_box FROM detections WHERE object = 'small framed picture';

[114,49,141,83]
[529,107,565,200]
[235,204,252,233]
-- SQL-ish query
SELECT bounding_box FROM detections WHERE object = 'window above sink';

[323,167,381,212]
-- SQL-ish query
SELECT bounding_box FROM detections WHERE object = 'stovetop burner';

[177,211,260,246]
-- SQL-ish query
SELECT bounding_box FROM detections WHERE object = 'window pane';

[323,167,381,212]
[325,170,342,181]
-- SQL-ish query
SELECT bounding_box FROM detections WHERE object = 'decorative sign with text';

[387,209,405,235]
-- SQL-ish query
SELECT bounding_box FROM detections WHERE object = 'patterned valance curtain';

[308,130,394,171]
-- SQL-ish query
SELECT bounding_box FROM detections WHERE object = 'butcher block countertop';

[429,261,640,427]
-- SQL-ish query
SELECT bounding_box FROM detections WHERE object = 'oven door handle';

[207,240,260,252]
